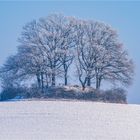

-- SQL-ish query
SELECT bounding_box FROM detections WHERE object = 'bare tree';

[17,45,48,92]
[58,17,76,85]
[86,21,134,89]
[74,20,97,89]
[38,14,76,86]
[74,19,134,89]
[75,59,87,90]
[38,15,63,86]
[18,20,49,91]
[0,55,26,89]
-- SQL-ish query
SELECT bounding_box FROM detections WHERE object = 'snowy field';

[0,100,140,140]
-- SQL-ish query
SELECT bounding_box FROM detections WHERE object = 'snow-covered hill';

[0,100,140,140]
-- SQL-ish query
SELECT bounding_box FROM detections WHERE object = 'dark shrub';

[74,88,127,103]
[0,87,18,101]
[103,88,127,103]
[0,86,31,101]
[26,85,42,98]
[43,86,127,103]
[44,87,76,99]
[2,85,126,104]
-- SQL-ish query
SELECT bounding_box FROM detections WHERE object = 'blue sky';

[0,1,140,104]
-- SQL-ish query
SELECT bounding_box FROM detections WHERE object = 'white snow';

[63,85,95,93]
[0,100,140,140]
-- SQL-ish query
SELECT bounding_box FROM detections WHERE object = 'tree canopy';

[0,14,134,92]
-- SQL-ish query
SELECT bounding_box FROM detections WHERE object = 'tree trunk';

[64,67,68,86]
[51,72,55,86]
[64,64,68,86]
[96,77,101,90]
[41,72,44,93]
[79,76,87,91]
[45,73,49,88]
[96,78,99,89]
[95,67,100,90]
[64,73,67,85]
[87,77,91,86]
[82,84,85,90]
[36,74,41,89]
[98,77,101,89]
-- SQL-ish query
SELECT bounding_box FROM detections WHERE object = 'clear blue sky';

[0,1,140,104]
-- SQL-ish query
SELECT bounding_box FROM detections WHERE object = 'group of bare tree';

[74,19,134,90]
[0,14,134,92]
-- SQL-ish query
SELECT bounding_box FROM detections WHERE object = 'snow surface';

[63,85,95,92]
[0,100,140,140]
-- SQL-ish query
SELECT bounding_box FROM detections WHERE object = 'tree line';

[0,14,134,93]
